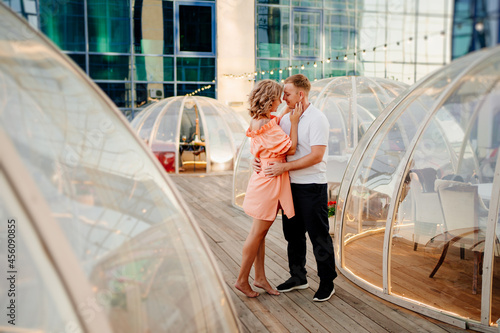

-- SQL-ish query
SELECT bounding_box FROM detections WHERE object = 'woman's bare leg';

[235,218,273,297]
[253,239,279,295]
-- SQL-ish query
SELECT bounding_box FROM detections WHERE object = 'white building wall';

[216,0,255,120]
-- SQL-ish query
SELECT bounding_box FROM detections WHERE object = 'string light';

[185,84,213,96]
[222,30,447,79]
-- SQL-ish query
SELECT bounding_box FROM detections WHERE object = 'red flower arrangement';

[328,201,336,217]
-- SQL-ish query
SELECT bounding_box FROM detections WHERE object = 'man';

[256,74,337,302]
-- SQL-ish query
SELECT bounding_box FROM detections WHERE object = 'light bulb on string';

[223,31,444,79]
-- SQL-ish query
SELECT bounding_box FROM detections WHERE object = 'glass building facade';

[5,0,499,121]
[37,0,216,119]
[255,0,453,85]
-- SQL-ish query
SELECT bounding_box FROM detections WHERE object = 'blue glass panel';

[325,10,355,56]
[256,59,292,81]
[257,0,290,4]
[89,55,130,80]
[67,53,86,73]
[133,0,173,54]
[179,5,213,52]
[257,6,290,58]
[324,0,357,10]
[135,56,174,82]
[39,0,85,52]
[292,0,322,7]
[97,82,132,108]
[88,0,131,53]
[177,57,215,82]
[293,10,321,57]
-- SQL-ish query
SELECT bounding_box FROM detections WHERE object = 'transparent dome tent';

[131,96,248,174]
[335,45,500,331]
[233,76,408,209]
[0,4,239,332]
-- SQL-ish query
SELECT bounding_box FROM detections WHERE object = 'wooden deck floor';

[170,173,477,333]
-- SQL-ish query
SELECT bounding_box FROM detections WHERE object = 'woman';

[235,79,302,297]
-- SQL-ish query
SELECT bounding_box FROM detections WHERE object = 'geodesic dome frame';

[335,45,500,331]
[0,3,239,332]
[132,96,247,174]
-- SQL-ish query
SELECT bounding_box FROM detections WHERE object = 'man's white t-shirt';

[280,104,329,184]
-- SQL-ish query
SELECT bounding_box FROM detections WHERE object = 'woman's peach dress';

[243,115,295,221]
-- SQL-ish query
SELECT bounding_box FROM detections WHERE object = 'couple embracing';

[235,74,337,302]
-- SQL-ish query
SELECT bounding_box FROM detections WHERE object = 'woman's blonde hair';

[248,79,282,118]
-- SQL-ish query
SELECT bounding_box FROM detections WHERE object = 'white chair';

[430,182,488,294]
[409,171,443,251]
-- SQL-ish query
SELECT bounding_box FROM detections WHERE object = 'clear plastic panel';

[179,98,207,172]
[0,7,238,331]
[200,101,234,171]
[387,51,500,322]
[136,102,167,142]
[341,59,469,287]
[323,101,346,156]
[492,204,500,326]
[152,98,183,173]
[233,136,252,208]
[0,172,82,331]
[205,97,247,150]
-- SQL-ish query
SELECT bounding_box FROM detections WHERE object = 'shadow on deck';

[171,173,477,333]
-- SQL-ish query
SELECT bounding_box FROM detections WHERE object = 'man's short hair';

[284,74,311,94]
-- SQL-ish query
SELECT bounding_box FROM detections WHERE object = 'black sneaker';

[276,277,309,292]
[313,282,335,302]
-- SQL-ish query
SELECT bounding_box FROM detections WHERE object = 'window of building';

[255,1,452,84]
[39,0,85,52]
[38,0,216,119]
[293,9,321,58]
[178,4,214,53]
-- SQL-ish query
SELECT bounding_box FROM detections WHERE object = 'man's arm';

[263,145,326,177]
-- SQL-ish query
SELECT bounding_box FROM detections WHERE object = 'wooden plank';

[170,174,476,333]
